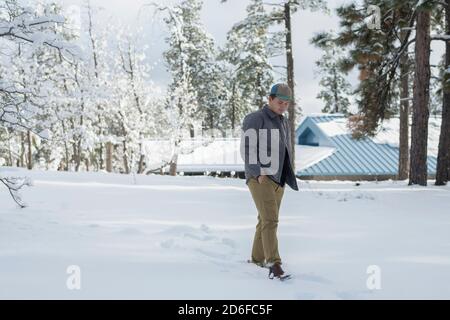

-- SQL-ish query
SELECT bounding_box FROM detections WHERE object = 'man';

[240,83,299,281]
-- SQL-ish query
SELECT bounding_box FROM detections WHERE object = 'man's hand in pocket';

[257,175,265,184]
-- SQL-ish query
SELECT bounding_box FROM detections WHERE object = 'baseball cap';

[269,83,293,101]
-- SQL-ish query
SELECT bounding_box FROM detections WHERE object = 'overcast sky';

[58,0,445,115]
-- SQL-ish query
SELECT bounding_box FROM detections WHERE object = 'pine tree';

[268,0,327,172]
[220,0,274,127]
[162,0,224,134]
[332,0,448,184]
[333,0,416,181]
[154,2,200,175]
[334,0,411,137]
[311,32,351,114]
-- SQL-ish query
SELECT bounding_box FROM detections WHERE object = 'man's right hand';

[257,175,265,184]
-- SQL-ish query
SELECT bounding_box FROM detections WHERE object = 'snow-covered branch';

[431,34,450,41]
[0,175,32,208]
[0,4,80,58]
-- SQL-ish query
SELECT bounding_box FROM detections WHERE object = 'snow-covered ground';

[1,167,450,299]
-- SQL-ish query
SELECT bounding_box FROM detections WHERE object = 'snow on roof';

[178,139,243,165]
[143,138,333,173]
[311,115,442,156]
[143,138,245,172]
[295,145,336,170]
[372,116,442,156]
[315,117,348,137]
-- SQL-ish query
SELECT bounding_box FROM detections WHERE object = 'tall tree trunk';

[88,2,104,171]
[398,30,410,180]
[73,63,85,173]
[69,119,78,172]
[138,143,145,174]
[169,139,179,176]
[332,66,339,113]
[20,131,25,167]
[409,9,431,186]
[122,140,130,174]
[285,2,297,173]
[98,133,104,170]
[106,142,113,173]
[138,154,145,174]
[60,120,69,171]
[72,142,77,171]
[256,72,263,109]
[436,0,450,185]
[75,115,84,172]
[85,157,90,172]
[231,82,236,130]
[63,142,69,171]
[6,128,13,166]
[75,140,82,172]
[210,112,214,133]
[169,154,178,176]
[26,130,32,170]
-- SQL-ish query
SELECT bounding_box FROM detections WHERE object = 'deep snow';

[1,167,450,299]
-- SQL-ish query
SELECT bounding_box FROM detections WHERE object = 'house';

[295,114,441,180]
[147,113,442,181]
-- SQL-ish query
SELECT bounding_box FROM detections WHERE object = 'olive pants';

[247,176,285,266]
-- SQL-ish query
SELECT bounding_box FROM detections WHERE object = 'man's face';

[268,96,290,115]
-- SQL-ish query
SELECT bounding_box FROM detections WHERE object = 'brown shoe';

[268,263,291,280]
